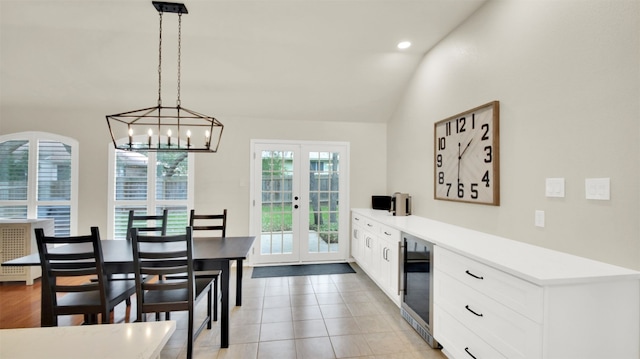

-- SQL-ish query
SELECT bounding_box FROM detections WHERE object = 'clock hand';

[459,139,473,159]
[457,143,461,183]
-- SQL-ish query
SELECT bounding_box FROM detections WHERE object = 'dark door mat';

[251,263,356,278]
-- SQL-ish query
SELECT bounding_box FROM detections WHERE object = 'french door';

[250,140,349,265]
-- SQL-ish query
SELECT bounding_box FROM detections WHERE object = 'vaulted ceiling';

[1,0,485,124]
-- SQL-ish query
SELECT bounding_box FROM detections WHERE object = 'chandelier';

[106,1,223,153]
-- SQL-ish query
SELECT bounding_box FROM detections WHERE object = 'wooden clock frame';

[433,101,500,206]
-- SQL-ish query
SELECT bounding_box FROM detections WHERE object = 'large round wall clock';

[434,101,500,205]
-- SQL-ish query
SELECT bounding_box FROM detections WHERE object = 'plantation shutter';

[37,140,72,236]
[111,147,190,238]
[0,140,29,218]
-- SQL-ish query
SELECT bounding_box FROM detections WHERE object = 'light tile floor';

[160,263,447,359]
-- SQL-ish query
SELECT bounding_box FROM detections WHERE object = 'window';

[108,137,194,239]
[0,132,78,236]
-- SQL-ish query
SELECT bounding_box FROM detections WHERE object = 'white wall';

[387,0,640,269]
[190,117,387,237]
[0,105,387,239]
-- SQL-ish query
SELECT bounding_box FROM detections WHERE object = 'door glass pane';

[0,140,29,201]
[156,152,188,200]
[37,141,71,201]
[115,150,148,200]
[261,150,293,255]
[308,151,339,253]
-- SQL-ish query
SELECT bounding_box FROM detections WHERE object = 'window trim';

[107,136,194,239]
[0,131,79,235]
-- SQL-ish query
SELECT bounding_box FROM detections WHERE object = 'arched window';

[0,132,78,236]
[107,136,194,239]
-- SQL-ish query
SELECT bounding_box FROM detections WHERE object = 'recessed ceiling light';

[397,41,412,50]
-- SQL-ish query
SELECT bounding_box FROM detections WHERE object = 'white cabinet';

[0,219,54,285]
[376,224,400,303]
[351,208,640,359]
[434,246,639,359]
[350,212,400,305]
[351,213,363,262]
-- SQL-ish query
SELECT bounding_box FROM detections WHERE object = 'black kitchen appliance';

[371,195,392,210]
[400,232,439,348]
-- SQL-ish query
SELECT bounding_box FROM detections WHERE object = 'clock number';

[457,183,464,198]
[482,170,490,187]
[471,183,478,199]
[438,172,445,184]
[446,122,451,136]
[484,146,492,163]
[436,154,443,168]
[446,183,452,197]
[457,117,466,133]
[472,113,475,129]
[438,137,446,150]
[481,123,490,140]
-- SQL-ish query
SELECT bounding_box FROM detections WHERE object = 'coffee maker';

[390,192,412,216]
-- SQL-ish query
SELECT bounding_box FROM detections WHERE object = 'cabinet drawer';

[435,246,543,322]
[434,305,508,359]
[379,223,399,241]
[352,213,363,227]
[435,269,542,359]
[362,218,380,233]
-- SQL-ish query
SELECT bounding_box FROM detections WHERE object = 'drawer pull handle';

[465,270,484,280]
[464,347,477,359]
[465,305,483,317]
[384,231,392,236]
[367,223,373,227]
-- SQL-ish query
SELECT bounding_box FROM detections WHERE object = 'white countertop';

[352,208,640,286]
[0,321,176,359]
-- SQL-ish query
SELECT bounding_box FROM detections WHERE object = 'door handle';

[398,241,404,295]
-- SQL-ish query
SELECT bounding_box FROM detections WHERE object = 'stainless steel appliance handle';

[398,241,404,295]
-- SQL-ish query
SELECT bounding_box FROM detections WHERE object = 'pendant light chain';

[177,13,182,108]
[157,12,163,106]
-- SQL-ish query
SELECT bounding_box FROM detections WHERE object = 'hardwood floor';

[0,277,133,329]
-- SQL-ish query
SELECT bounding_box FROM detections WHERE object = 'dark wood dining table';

[1,236,255,349]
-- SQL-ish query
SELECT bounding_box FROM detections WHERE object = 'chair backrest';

[34,227,108,322]
[127,209,168,240]
[131,227,195,316]
[189,209,227,237]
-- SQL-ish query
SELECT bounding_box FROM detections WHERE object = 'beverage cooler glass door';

[402,233,434,332]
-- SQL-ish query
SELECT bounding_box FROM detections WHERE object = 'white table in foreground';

[0,321,176,359]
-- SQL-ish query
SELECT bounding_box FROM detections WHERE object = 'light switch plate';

[585,178,610,200]
[545,178,565,198]
[535,210,545,227]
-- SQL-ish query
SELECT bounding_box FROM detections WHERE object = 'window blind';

[0,140,29,201]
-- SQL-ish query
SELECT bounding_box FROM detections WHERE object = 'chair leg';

[207,284,213,329]
[213,278,218,322]
[187,309,194,359]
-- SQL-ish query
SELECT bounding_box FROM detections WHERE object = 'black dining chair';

[34,226,136,326]
[165,209,226,320]
[97,209,170,309]
[127,209,168,240]
[131,227,214,359]
[190,209,227,237]
[188,209,227,320]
